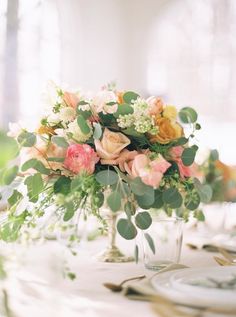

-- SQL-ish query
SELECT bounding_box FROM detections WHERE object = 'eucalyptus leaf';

[51,136,69,148]
[24,173,44,202]
[134,244,139,264]
[144,233,155,254]
[93,122,102,139]
[113,103,134,118]
[151,189,164,209]
[63,203,75,221]
[184,192,201,210]
[95,170,118,186]
[123,91,139,104]
[2,165,18,185]
[162,188,183,209]
[107,191,122,212]
[179,107,198,123]
[135,211,152,230]
[0,132,19,168]
[17,131,36,147]
[130,177,152,196]
[181,147,196,166]
[209,149,219,161]
[77,115,91,135]
[21,158,50,175]
[117,218,137,240]
[8,189,23,207]
[53,176,71,195]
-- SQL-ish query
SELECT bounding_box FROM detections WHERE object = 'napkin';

[123,263,188,301]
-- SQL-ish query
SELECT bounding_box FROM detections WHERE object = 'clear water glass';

[142,217,184,271]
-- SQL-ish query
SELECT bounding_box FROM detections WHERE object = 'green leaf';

[184,192,200,210]
[113,103,134,118]
[107,191,122,212]
[194,178,212,203]
[124,201,136,217]
[209,149,219,161]
[130,177,150,196]
[77,115,90,134]
[0,132,19,168]
[0,211,28,242]
[194,210,205,221]
[151,189,164,209]
[173,137,188,146]
[17,131,36,147]
[162,188,183,209]
[51,136,69,148]
[144,233,155,254]
[53,176,71,195]
[123,91,139,104]
[93,122,102,139]
[2,165,18,185]
[135,211,152,230]
[179,107,198,124]
[63,202,75,221]
[8,190,23,207]
[117,218,137,240]
[122,128,143,137]
[24,173,44,202]
[21,158,50,175]
[134,244,139,264]
[195,123,201,130]
[136,188,155,208]
[77,108,92,120]
[95,170,118,186]
[181,147,196,166]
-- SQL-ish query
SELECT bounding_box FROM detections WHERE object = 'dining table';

[0,226,224,317]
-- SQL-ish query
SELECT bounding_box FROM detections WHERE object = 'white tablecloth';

[1,232,218,317]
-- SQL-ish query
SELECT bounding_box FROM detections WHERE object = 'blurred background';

[0,0,236,163]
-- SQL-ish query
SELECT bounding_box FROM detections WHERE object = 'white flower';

[93,90,118,114]
[117,114,134,128]
[133,98,148,116]
[58,107,76,123]
[7,122,24,138]
[67,119,92,142]
[47,113,61,125]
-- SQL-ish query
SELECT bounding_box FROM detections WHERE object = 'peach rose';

[64,144,99,175]
[146,96,164,116]
[101,149,138,169]
[94,128,130,161]
[149,117,183,144]
[63,92,80,109]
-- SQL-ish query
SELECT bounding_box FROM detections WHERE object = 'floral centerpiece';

[199,149,236,203]
[0,83,209,261]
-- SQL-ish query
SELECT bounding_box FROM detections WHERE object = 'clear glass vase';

[142,216,184,271]
[97,211,134,262]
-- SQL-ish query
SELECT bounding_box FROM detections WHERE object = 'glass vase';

[97,211,133,262]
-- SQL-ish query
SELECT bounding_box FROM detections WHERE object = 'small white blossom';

[47,113,61,125]
[58,107,76,123]
[78,103,91,111]
[117,114,134,128]
[134,116,153,133]
[67,119,92,142]
[133,98,149,116]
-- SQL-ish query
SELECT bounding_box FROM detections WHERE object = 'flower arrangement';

[0,83,209,254]
[199,149,236,203]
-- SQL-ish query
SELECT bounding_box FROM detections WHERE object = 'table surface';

[1,230,219,317]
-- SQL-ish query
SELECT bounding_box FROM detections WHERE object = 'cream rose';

[94,128,130,160]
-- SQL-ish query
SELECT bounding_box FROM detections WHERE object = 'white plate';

[151,266,236,309]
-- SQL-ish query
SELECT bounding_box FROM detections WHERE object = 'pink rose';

[63,92,80,109]
[146,96,164,116]
[64,144,99,175]
[126,153,170,189]
[93,90,118,114]
[170,146,195,179]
